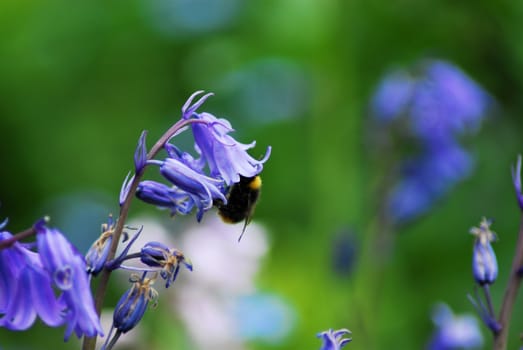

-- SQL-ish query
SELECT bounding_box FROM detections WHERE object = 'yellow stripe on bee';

[248,176,262,190]
[218,212,237,223]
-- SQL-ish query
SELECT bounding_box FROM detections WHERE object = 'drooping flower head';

[469,217,498,286]
[113,273,158,334]
[140,241,193,288]
[136,180,195,216]
[182,91,271,185]
[317,328,352,350]
[0,230,63,331]
[35,219,103,340]
[148,157,226,221]
[133,91,271,223]
[86,215,115,276]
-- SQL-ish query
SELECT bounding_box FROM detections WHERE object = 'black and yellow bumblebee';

[215,175,262,241]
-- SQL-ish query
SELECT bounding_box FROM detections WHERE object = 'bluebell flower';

[372,58,491,138]
[388,143,473,223]
[370,59,491,224]
[86,215,115,276]
[410,62,490,145]
[317,328,352,350]
[113,274,158,333]
[371,70,415,122]
[164,142,206,173]
[134,130,148,174]
[428,303,483,350]
[136,180,195,216]
[372,59,491,143]
[182,91,271,185]
[35,221,103,340]
[148,158,227,221]
[140,241,193,288]
[470,218,497,285]
[0,231,63,331]
[512,155,523,211]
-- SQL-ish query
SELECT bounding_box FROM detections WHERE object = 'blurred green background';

[1,0,523,349]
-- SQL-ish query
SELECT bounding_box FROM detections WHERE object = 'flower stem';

[494,213,523,350]
[82,118,206,350]
[482,285,496,319]
[0,225,40,250]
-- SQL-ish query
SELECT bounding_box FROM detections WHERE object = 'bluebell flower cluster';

[96,90,272,349]
[1,90,273,350]
[0,217,103,340]
[370,59,492,223]
[133,91,271,222]
[317,328,352,350]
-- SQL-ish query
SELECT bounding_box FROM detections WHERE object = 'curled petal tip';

[0,217,8,230]
[182,91,215,119]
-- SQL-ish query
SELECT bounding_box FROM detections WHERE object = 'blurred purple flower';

[370,59,492,224]
[411,61,490,143]
[36,221,103,340]
[428,303,483,350]
[372,59,491,143]
[317,328,352,350]
[388,143,473,223]
[371,70,415,122]
[0,231,63,331]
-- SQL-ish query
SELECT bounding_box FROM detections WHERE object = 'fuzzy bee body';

[216,175,262,241]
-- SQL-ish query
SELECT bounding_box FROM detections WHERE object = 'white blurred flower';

[174,216,270,349]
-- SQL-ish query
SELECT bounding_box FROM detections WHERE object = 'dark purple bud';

[512,155,523,211]
[134,131,148,174]
[113,275,157,333]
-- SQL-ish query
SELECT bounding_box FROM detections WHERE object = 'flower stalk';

[493,213,523,350]
[81,117,207,350]
[0,225,39,250]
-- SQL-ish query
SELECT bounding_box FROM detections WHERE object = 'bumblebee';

[216,175,262,241]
